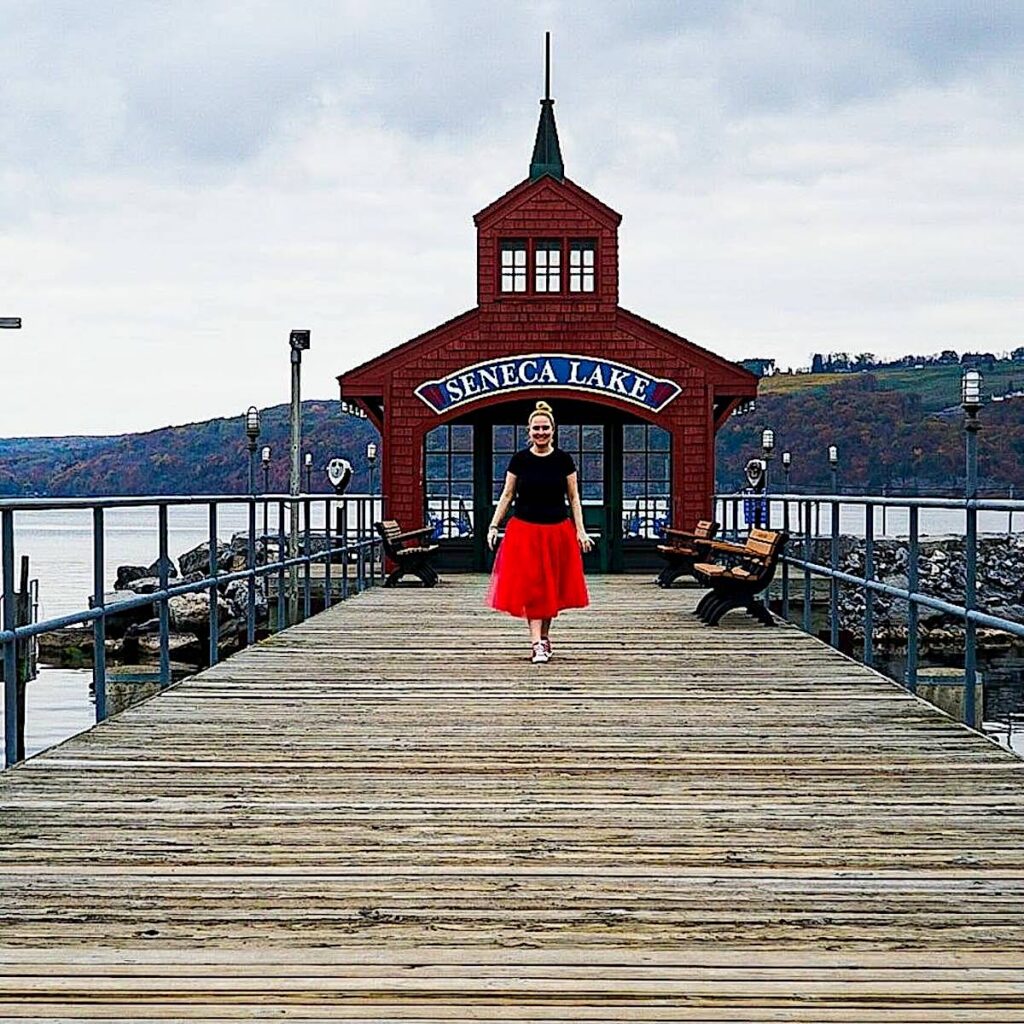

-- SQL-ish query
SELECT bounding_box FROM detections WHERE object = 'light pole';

[760,428,775,488]
[304,452,313,493]
[828,445,839,494]
[781,451,791,492]
[962,368,982,728]
[261,445,271,540]
[366,442,378,515]
[244,406,261,495]
[288,330,310,624]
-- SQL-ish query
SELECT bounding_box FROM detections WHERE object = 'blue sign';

[415,354,681,415]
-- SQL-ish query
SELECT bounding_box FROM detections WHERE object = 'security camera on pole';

[289,329,310,625]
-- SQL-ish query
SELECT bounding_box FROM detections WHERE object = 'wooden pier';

[1,575,1023,1019]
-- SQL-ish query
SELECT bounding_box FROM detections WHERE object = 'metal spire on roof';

[529,31,564,181]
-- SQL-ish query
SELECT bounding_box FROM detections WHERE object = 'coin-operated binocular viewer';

[326,458,353,496]
[743,458,768,529]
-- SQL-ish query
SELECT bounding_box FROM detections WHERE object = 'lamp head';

[761,428,775,453]
[261,445,271,464]
[781,451,791,468]
[961,368,982,412]
[366,442,378,462]
[289,329,311,351]
[244,405,261,440]
[304,452,312,468]
[828,445,838,466]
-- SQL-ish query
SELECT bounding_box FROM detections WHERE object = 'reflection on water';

[871,649,1024,758]
[0,668,95,760]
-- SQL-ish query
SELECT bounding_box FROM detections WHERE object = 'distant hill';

[0,401,380,497]
[717,362,1024,493]
[2,362,1022,498]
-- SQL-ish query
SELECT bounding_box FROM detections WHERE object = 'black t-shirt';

[507,447,576,524]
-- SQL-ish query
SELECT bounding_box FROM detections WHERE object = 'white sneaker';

[531,641,550,664]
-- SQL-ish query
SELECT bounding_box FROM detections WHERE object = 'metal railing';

[1,494,384,768]
[713,491,1024,731]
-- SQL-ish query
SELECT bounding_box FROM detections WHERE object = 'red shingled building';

[338,77,757,572]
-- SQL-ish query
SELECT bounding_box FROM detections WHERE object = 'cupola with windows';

[473,36,621,309]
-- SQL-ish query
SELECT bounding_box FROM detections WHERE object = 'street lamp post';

[288,330,310,625]
[304,453,313,493]
[780,450,792,620]
[244,406,261,495]
[824,445,842,649]
[366,442,378,513]
[261,445,271,540]
[781,451,791,492]
[962,368,983,729]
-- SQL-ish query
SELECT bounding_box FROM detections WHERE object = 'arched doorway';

[424,397,671,572]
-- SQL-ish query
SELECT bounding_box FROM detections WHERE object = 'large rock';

[221,578,268,622]
[115,565,150,590]
[178,541,232,578]
[88,591,156,638]
[168,591,233,635]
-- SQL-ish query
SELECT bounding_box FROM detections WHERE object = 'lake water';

[2,501,1022,760]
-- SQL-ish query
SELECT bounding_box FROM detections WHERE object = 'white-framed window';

[569,240,596,293]
[500,240,527,293]
[534,240,561,293]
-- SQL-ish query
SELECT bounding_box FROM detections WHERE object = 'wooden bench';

[692,528,788,626]
[654,519,719,587]
[374,521,440,588]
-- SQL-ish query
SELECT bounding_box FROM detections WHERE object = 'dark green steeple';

[529,33,564,181]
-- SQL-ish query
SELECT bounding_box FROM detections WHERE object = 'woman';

[487,400,593,663]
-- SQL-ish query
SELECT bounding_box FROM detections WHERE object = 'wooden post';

[15,555,32,762]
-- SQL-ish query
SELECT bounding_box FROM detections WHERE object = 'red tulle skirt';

[488,517,589,620]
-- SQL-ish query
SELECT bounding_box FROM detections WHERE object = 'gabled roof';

[616,307,760,388]
[473,174,621,231]
[337,308,480,389]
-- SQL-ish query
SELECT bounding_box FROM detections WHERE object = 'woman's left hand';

[577,530,594,553]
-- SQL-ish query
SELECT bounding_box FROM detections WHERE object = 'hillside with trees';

[0,401,379,497]
[717,367,1024,493]
[1,360,1022,498]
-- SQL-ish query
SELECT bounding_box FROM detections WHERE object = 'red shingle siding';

[340,175,756,539]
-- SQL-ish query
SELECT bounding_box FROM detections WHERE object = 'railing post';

[906,505,919,693]
[277,501,287,630]
[158,505,170,687]
[92,507,107,724]
[830,498,839,649]
[340,499,349,601]
[246,500,257,646]
[303,498,311,621]
[802,500,812,634]
[357,499,366,592]
[863,503,874,669]
[964,538,978,724]
[324,499,333,610]
[208,502,219,667]
[781,497,790,621]
[3,510,18,767]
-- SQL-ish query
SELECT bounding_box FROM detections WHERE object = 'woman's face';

[529,415,554,450]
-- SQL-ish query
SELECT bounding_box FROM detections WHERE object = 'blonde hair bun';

[528,400,555,426]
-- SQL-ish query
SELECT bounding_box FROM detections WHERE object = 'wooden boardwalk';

[1,574,1023,1020]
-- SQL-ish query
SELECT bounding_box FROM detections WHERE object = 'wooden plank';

[1,575,1023,1017]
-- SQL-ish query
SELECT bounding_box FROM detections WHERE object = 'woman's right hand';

[487,526,499,550]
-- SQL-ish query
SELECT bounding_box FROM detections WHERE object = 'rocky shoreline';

[38,532,275,669]
[799,534,1024,649]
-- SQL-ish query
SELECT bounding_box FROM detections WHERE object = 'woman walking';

[487,401,592,663]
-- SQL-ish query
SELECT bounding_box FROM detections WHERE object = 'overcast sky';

[3,1,1022,437]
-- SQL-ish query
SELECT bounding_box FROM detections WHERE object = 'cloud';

[1,0,1022,435]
